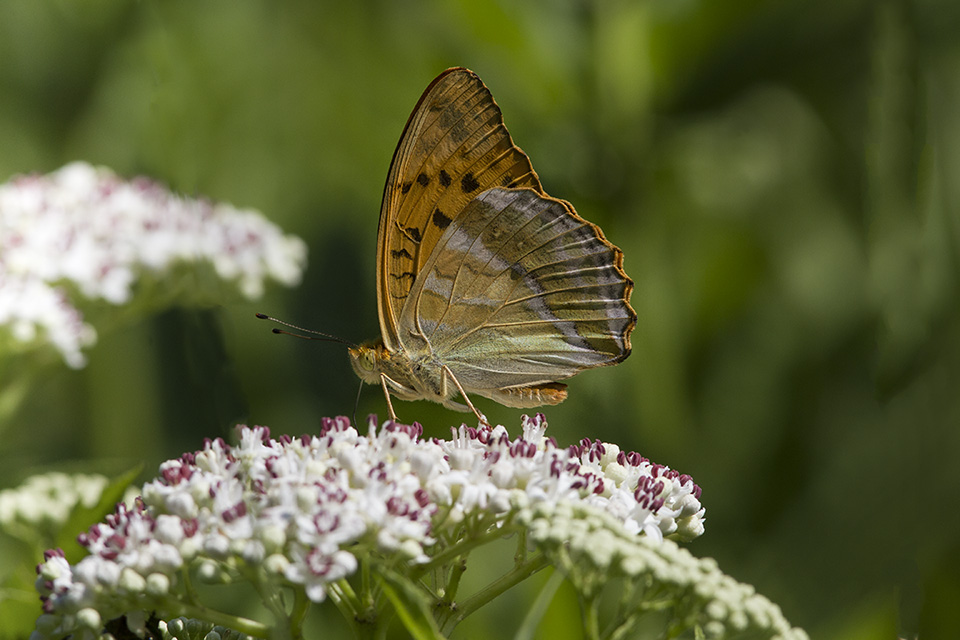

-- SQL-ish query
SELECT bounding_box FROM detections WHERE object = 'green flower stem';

[327,579,362,630]
[438,553,550,634]
[179,567,200,604]
[243,566,288,626]
[607,609,643,640]
[360,558,375,611]
[334,576,363,614]
[288,589,309,640]
[441,557,466,604]
[514,529,528,564]
[581,594,600,640]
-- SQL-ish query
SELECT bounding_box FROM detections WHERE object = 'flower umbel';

[34,416,803,640]
[0,162,307,369]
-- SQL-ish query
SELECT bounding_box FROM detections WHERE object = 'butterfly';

[348,67,636,424]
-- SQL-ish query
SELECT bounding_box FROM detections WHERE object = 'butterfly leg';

[379,373,400,422]
[441,364,489,426]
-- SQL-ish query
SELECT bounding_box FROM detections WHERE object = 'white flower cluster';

[523,502,808,640]
[0,162,307,368]
[34,415,705,639]
[0,472,107,530]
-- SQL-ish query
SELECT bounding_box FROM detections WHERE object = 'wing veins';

[499,281,626,308]
[431,200,609,349]
[420,192,526,339]
[479,318,614,328]
[423,191,555,340]
[453,196,578,305]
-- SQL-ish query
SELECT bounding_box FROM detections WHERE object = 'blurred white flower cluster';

[34,415,710,639]
[0,162,307,368]
[0,473,107,530]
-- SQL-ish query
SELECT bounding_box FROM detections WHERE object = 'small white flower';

[203,534,231,558]
[74,609,101,631]
[154,515,185,545]
[118,568,146,594]
[145,573,171,597]
[263,553,290,575]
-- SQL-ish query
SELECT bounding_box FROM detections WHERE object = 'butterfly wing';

[398,187,635,397]
[376,68,541,350]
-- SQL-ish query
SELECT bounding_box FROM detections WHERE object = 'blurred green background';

[2,0,959,638]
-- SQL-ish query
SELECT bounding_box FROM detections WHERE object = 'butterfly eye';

[360,350,376,372]
[349,345,377,375]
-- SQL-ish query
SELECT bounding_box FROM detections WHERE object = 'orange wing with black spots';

[375,67,542,351]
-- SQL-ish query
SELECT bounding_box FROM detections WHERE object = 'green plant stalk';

[361,557,373,610]
[581,594,600,640]
[327,578,363,635]
[513,529,528,564]
[288,589,309,640]
[438,553,550,634]
[243,566,288,625]
[440,557,466,604]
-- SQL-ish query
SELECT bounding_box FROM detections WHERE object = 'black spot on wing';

[439,169,451,187]
[461,172,480,193]
[390,271,416,282]
[432,208,452,230]
[391,247,412,259]
[396,221,423,244]
[417,173,430,187]
[401,182,412,195]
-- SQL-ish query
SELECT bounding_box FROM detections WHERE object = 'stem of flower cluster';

[288,589,309,640]
[327,578,362,634]
[243,567,290,636]
[441,557,467,604]
[438,553,550,634]
[581,595,601,640]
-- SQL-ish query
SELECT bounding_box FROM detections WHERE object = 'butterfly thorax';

[348,338,450,404]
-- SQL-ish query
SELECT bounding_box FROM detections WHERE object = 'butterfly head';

[348,339,386,384]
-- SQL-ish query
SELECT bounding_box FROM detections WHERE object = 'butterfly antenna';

[255,313,356,347]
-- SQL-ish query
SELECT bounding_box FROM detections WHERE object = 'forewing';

[400,187,635,392]
[377,68,542,349]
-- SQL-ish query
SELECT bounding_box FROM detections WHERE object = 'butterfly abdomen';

[488,383,568,408]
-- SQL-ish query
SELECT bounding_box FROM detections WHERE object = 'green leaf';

[514,567,564,640]
[375,567,446,640]
[56,465,142,561]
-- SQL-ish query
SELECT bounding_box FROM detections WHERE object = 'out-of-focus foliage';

[1,0,958,638]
